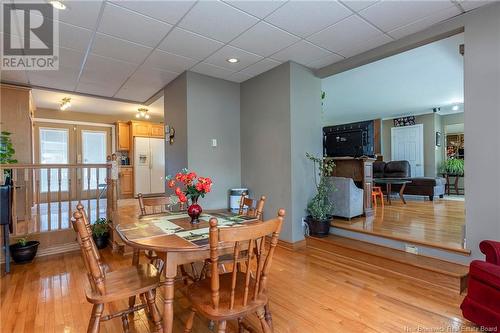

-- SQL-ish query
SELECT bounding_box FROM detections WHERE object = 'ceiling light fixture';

[60,97,71,111]
[226,58,239,63]
[452,105,459,111]
[136,107,150,120]
[49,0,67,10]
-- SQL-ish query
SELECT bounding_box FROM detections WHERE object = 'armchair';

[326,177,364,219]
[460,240,500,329]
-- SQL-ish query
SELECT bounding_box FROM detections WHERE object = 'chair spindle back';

[138,193,184,215]
[72,208,106,296]
[238,195,266,220]
[208,208,284,311]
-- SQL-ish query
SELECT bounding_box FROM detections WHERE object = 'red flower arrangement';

[166,168,212,204]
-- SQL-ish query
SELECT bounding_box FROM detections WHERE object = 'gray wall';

[186,72,241,209]
[290,63,323,242]
[241,62,321,243]
[164,73,188,185]
[240,63,293,240]
[318,2,500,262]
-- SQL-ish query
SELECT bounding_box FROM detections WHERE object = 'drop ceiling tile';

[204,45,263,70]
[91,33,152,64]
[226,71,253,83]
[0,70,29,85]
[265,1,353,38]
[56,21,93,52]
[388,6,462,40]
[337,33,392,58]
[178,1,258,43]
[307,54,344,70]
[191,63,234,81]
[98,2,173,47]
[340,0,379,12]
[231,21,299,57]
[50,1,103,30]
[27,67,80,91]
[79,54,137,87]
[359,0,455,32]
[458,0,493,11]
[58,46,86,69]
[115,67,178,101]
[157,27,224,60]
[76,80,121,98]
[308,16,382,54]
[239,58,282,77]
[110,1,195,24]
[224,0,286,18]
[271,40,333,66]
[144,49,197,73]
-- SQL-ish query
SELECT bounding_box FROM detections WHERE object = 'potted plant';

[305,153,335,237]
[166,169,212,224]
[92,218,110,249]
[9,236,40,264]
[441,158,464,176]
[0,130,18,180]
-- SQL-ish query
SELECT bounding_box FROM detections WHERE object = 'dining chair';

[238,194,266,220]
[184,208,285,333]
[71,208,162,333]
[138,193,185,215]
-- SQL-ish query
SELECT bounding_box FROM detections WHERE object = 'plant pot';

[187,196,202,224]
[93,233,109,249]
[305,215,332,238]
[9,241,40,264]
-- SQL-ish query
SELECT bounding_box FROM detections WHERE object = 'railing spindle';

[96,168,100,220]
[68,168,72,222]
[87,167,91,222]
[58,168,62,230]
[47,168,51,231]
[24,169,30,231]
[36,169,41,233]
[12,169,18,235]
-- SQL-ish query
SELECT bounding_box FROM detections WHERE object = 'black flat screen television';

[323,120,375,158]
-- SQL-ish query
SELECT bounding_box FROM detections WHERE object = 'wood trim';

[269,238,307,251]
[0,242,79,264]
[331,221,471,255]
[33,117,114,128]
[0,83,31,92]
[0,163,110,169]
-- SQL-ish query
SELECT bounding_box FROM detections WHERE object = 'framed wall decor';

[393,116,416,127]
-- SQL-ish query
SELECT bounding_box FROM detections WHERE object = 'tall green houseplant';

[0,131,18,178]
[306,153,335,221]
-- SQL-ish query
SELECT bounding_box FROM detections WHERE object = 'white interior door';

[391,124,424,177]
[149,138,165,194]
[81,130,107,192]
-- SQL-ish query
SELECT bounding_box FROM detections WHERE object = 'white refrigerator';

[134,137,165,196]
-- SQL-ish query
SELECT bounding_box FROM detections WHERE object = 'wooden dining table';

[115,209,259,333]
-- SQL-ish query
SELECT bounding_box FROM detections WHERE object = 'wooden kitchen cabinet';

[131,121,151,137]
[116,122,130,151]
[150,124,164,138]
[119,167,133,198]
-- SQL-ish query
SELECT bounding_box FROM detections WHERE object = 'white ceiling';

[322,33,464,125]
[32,88,164,118]
[1,0,492,104]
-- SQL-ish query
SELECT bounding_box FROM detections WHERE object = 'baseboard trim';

[0,242,80,264]
[276,239,307,251]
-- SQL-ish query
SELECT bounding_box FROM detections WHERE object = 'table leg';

[386,183,392,205]
[454,176,459,195]
[162,254,177,333]
[129,249,140,309]
[399,183,407,204]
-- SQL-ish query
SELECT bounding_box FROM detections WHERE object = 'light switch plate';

[212,139,217,147]
[405,244,418,255]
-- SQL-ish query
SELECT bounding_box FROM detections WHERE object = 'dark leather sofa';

[373,160,446,200]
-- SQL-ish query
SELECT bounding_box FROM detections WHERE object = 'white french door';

[81,130,108,191]
[391,124,424,177]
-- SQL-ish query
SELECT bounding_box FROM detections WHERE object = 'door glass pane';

[40,128,69,192]
[82,131,107,190]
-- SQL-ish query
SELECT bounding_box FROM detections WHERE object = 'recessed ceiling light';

[49,1,67,10]
[452,105,459,111]
[226,58,239,63]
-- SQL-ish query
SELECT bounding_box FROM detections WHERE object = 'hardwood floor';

[332,198,467,253]
[1,244,475,332]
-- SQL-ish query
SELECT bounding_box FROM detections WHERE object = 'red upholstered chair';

[461,240,500,329]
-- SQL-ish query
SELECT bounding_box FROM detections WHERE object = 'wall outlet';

[405,244,419,255]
